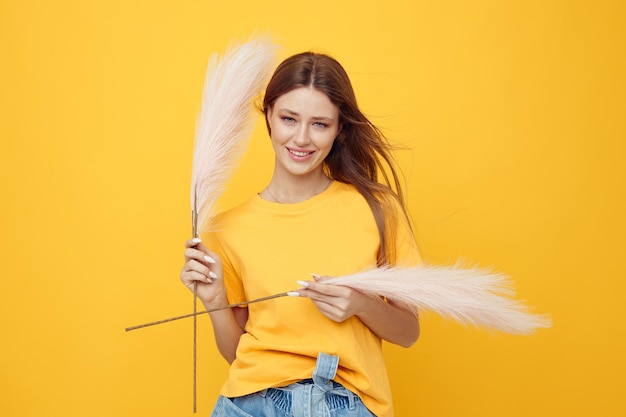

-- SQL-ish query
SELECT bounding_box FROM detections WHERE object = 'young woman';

[180,52,421,417]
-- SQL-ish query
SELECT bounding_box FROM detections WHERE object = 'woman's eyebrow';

[277,108,335,121]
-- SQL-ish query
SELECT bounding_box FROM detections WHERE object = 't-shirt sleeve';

[202,230,247,305]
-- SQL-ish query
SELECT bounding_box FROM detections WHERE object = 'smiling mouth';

[287,148,314,157]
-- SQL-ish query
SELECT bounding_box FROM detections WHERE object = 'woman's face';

[266,87,340,180]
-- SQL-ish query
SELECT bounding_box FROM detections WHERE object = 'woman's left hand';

[292,274,420,347]
[293,275,377,322]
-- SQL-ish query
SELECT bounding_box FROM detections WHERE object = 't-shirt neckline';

[253,180,342,212]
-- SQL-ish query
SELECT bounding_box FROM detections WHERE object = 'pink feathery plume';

[188,36,276,413]
[323,264,552,335]
[126,264,551,336]
[191,36,277,236]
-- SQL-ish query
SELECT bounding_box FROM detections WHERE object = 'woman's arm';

[293,278,419,348]
[207,306,247,364]
[180,238,247,363]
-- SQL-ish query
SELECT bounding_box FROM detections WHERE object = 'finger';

[183,269,214,284]
[298,280,347,297]
[296,280,310,289]
[184,237,214,259]
[185,247,217,264]
[295,280,328,298]
[183,259,218,281]
[185,237,203,248]
[288,285,349,322]
[311,273,336,283]
[294,286,337,307]
[311,273,329,282]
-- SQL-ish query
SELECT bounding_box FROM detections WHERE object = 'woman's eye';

[281,116,296,123]
[313,122,328,128]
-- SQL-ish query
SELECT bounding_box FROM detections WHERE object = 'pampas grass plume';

[325,264,552,335]
[191,36,277,234]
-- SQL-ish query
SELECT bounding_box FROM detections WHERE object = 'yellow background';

[1,0,624,416]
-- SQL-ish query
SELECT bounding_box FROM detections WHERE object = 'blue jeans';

[210,353,376,417]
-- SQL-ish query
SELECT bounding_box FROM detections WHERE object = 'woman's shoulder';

[328,180,363,201]
[201,196,261,244]
[331,181,403,211]
[211,195,259,224]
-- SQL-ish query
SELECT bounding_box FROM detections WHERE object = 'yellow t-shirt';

[204,181,420,417]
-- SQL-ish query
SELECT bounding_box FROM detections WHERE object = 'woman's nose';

[293,126,310,146]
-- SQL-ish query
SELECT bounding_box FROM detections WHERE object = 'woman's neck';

[261,173,332,204]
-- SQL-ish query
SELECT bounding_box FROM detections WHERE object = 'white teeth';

[289,149,312,157]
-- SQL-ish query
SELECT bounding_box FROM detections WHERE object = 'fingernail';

[192,237,202,243]
[296,280,309,288]
[204,255,216,264]
[310,273,321,279]
[287,291,301,297]
[209,271,218,279]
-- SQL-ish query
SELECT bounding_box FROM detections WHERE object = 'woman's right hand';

[180,238,228,309]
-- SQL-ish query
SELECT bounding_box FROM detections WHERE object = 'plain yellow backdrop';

[1,0,624,416]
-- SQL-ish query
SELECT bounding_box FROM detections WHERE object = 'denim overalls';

[210,353,376,417]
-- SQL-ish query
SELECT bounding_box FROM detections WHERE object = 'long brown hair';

[262,52,411,265]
